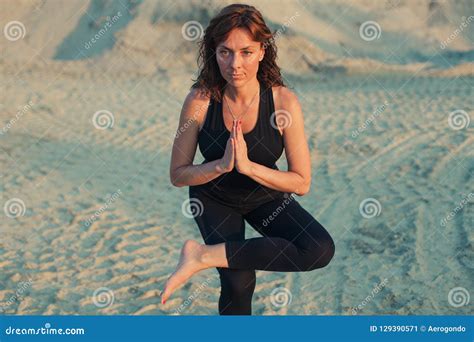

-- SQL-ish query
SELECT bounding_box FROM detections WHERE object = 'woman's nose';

[230,53,242,69]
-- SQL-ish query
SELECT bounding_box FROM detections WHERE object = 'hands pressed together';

[217,120,253,176]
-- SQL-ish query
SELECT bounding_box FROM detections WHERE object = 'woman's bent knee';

[301,238,335,271]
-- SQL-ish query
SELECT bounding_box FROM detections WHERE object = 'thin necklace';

[223,83,260,123]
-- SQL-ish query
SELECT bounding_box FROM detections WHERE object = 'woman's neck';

[223,78,260,105]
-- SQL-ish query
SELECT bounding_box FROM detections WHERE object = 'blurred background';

[0,0,472,315]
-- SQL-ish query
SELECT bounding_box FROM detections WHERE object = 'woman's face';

[215,28,264,88]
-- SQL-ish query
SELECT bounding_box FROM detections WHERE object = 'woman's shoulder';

[272,85,300,110]
[186,87,212,105]
[182,87,212,131]
[182,87,211,116]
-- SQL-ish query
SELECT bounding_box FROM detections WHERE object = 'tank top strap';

[215,100,226,132]
[260,83,281,138]
[251,81,265,136]
[201,96,221,132]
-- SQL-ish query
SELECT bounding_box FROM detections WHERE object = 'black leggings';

[190,190,336,315]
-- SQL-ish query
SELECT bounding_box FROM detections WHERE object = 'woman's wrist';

[242,161,255,177]
[214,159,228,174]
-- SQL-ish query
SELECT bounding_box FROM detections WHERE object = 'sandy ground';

[0,0,472,315]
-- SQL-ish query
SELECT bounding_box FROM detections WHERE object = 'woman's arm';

[246,163,309,195]
[169,89,227,187]
[243,88,311,196]
[171,160,227,187]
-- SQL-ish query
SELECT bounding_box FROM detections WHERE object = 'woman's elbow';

[170,168,185,187]
[170,175,186,187]
[171,178,185,187]
[294,178,311,196]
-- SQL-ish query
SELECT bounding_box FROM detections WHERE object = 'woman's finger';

[234,120,238,140]
[231,119,236,139]
[235,120,240,142]
[235,120,239,140]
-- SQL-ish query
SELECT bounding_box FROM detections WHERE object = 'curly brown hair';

[191,3,285,102]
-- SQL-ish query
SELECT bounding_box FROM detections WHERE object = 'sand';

[0,0,472,315]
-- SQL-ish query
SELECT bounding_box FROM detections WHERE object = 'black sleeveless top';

[189,82,288,208]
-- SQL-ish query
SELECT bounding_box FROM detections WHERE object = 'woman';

[164,4,335,315]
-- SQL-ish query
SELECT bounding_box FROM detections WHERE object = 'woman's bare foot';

[160,239,207,304]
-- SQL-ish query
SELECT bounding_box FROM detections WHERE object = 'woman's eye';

[243,51,252,56]
[220,50,229,56]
